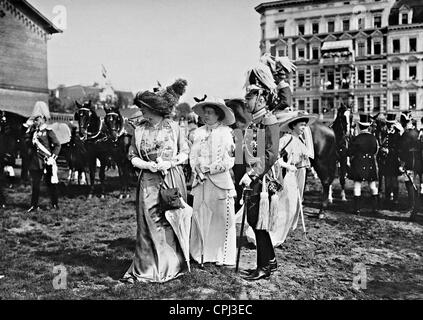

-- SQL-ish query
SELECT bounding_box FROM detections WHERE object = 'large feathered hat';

[134,79,188,116]
[259,53,297,76]
[244,63,277,94]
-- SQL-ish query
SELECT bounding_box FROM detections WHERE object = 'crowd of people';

[1,53,420,286]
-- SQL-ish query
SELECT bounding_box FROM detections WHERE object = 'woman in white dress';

[270,111,316,247]
[189,97,237,266]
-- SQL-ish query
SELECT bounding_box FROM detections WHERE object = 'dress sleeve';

[189,129,199,170]
[210,127,235,173]
[128,128,141,161]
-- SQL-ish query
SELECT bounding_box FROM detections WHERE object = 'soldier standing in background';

[25,102,61,213]
[347,114,379,215]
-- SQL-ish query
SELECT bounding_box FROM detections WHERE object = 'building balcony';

[319,56,355,67]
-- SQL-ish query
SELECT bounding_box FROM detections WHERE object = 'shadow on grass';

[36,247,131,280]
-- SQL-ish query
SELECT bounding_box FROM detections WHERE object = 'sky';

[29,0,263,103]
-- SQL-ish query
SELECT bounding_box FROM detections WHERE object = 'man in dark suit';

[25,103,61,213]
[379,113,402,205]
[232,83,280,281]
[347,114,379,215]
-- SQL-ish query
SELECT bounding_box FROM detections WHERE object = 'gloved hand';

[239,173,252,187]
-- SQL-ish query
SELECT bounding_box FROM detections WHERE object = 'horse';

[329,104,353,203]
[60,125,89,185]
[225,99,336,217]
[103,105,132,199]
[74,101,109,198]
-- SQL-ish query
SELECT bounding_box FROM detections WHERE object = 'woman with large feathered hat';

[121,79,192,284]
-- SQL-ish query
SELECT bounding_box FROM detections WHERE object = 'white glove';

[239,173,252,187]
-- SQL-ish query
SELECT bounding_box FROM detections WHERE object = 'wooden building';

[0,0,61,117]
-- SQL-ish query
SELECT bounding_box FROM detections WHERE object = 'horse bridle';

[77,107,103,141]
[104,112,126,142]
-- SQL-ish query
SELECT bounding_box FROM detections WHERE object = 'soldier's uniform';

[231,99,280,280]
[378,114,402,202]
[347,114,379,214]
[25,123,61,210]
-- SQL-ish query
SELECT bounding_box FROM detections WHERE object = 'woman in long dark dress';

[121,79,190,283]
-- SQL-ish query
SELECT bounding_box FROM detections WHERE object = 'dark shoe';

[353,196,360,215]
[269,259,278,273]
[371,195,380,215]
[242,267,271,281]
[27,206,39,213]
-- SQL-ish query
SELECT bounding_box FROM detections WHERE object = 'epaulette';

[262,113,278,126]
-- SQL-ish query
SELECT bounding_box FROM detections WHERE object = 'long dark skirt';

[122,166,188,283]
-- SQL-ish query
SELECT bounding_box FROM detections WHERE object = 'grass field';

[0,167,422,300]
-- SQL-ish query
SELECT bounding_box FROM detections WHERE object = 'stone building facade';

[255,0,423,120]
[0,0,61,117]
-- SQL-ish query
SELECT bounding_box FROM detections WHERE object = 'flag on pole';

[101,64,107,79]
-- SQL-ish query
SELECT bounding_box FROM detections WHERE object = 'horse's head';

[225,99,251,130]
[104,105,123,141]
[74,100,95,139]
[332,104,350,138]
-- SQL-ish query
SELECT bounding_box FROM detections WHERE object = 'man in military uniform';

[379,113,402,205]
[25,102,61,213]
[231,81,280,281]
[347,114,379,215]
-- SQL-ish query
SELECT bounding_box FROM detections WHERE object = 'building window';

[392,67,400,81]
[298,47,305,59]
[298,24,305,35]
[409,92,416,109]
[278,26,285,37]
[374,40,381,55]
[312,99,319,114]
[374,68,381,83]
[358,97,365,112]
[409,38,417,52]
[358,69,365,83]
[341,70,350,88]
[358,18,365,30]
[409,66,417,80]
[278,49,286,57]
[402,13,408,24]
[312,23,319,34]
[312,47,319,60]
[298,73,305,87]
[298,100,305,110]
[373,96,381,112]
[358,41,366,57]
[312,71,319,86]
[343,19,350,31]
[392,93,400,109]
[393,39,400,53]
[328,21,335,33]
[374,15,382,28]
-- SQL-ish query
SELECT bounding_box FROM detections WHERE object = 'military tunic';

[347,132,378,182]
[378,129,401,177]
[25,124,61,170]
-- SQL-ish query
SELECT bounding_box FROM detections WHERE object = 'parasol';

[165,198,193,272]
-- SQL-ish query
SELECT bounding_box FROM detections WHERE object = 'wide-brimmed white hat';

[279,110,317,132]
[192,97,235,126]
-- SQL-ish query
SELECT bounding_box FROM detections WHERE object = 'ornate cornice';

[0,83,49,94]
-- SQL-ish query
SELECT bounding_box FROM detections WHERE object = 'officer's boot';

[353,196,361,215]
[371,195,380,216]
